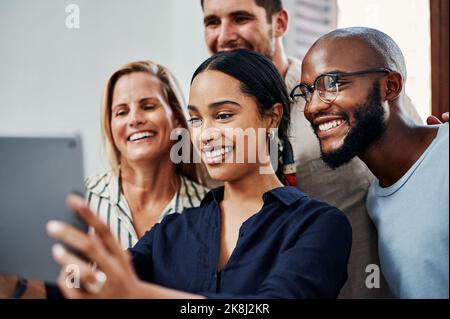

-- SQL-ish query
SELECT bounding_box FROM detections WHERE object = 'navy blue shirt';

[129,186,352,299]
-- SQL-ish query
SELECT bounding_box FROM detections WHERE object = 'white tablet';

[0,135,88,283]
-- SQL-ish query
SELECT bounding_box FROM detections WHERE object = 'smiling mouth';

[128,131,156,142]
[202,145,234,164]
[317,119,346,133]
[218,42,253,53]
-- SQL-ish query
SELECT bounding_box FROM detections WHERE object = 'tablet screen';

[0,135,88,283]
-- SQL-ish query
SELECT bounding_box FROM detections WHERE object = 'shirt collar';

[263,186,306,206]
[89,171,189,206]
[200,186,306,207]
[86,172,119,203]
[200,186,225,206]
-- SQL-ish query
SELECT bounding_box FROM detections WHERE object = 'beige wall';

[0,0,208,177]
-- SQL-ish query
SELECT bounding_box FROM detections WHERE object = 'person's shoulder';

[430,123,449,175]
[273,187,352,251]
[285,57,302,88]
[85,172,112,187]
[282,186,333,209]
[285,187,351,231]
[84,172,115,192]
[425,123,449,161]
[287,56,302,65]
[438,122,449,138]
[84,172,119,198]
[266,186,307,205]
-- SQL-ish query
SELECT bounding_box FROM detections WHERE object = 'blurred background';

[0,0,446,177]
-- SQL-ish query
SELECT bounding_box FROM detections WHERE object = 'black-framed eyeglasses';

[290,68,391,105]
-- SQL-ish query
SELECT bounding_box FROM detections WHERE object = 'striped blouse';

[85,172,209,249]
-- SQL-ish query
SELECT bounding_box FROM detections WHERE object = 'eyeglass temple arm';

[328,68,391,78]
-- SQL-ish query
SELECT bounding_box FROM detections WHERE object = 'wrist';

[9,277,28,299]
[0,276,19,298]
[127,279,151,299]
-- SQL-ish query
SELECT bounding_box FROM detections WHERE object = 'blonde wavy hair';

[101,60,203,184]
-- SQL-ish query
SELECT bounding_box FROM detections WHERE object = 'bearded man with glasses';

[300,27,449,299]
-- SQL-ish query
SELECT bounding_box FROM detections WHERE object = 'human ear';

[273,9,288,38]
[384,71,403,101]
[267,103,284,130]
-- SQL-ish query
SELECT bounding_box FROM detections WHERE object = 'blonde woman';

[86,61,208,248]
[0,61,208,299]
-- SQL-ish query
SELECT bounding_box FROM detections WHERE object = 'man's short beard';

[319,83,387,169]
[262,30,276,60]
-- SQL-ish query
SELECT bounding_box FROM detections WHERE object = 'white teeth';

[129,131,155,141]
[318,120,345,132]
[204,146,233,159]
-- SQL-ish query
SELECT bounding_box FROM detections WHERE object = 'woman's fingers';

[46,194,139,300]
[66,194,128,264]
[52,244,98,290]
[56,268,88,299]
[427,115,442,125]
[47,220,116,275]
[427,112,449,125]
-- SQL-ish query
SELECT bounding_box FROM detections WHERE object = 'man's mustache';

[311,111,350,129]
[217,41,254,52]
